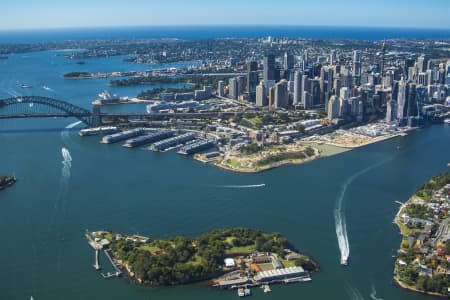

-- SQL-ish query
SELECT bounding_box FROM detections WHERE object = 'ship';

[79,126,119,137]
[20,84,32,88]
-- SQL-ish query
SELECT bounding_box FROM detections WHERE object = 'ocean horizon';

[1,25,450,44]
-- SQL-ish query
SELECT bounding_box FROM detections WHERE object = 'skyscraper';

[386,99,397,123]
[352,50,362,86]
[217,80,225,97]
[284,52,294,70]
[274,80,289,109]
[301,74,310,108]
[406,83,417,118]
[417,55,428,74]
[293,70,303,106]
[247,61,258,101]
[228,77,239,100]
[263,54,276,83]
[396,77,408,122]
[256,81,267,107]
[327,95,340,120]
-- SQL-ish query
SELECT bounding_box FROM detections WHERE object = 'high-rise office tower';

[256,81,267,107]
[293,70,302,106]
[217,80,225,97]
[396,78,408,121]
[417,55,428,73]
[247,61,258,101]
[352,50,362,86]
[406,83,417,118]
[386,99,397,123]
[329,50,337,65]
[327,95,340,120]
[228,77,239,100]
[237,76,246,95]
[274,80,289,109]
[310,79,321,106]
[263,54,276,83]
[284,52,294,70]
[301,74,310,108]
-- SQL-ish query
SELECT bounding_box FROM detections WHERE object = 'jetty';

[100,249,122,279]
[93,249,101,270]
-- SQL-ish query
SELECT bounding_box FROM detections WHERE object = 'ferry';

[237,288,251,297]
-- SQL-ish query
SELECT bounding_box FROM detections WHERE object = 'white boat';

[341,257,348,266]
[79,126,119,136]
[43,85,51,91]
[444,118,450,124]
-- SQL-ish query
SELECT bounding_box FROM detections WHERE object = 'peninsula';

[0,176,16,190]
[394,172,450,296]
[86,228,318,291]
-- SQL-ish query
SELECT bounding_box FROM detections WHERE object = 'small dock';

[93,249,101,270]
[100,249,122,279]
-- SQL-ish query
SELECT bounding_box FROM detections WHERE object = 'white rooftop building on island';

[224,258,236,268]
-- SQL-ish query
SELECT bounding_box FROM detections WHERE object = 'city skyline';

[2,0,450,30]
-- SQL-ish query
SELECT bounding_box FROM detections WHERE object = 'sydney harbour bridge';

[0,96,232,127]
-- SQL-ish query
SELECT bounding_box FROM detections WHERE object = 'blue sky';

[2,0,449,30]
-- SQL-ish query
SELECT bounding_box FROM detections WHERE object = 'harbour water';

[1,46,450,300]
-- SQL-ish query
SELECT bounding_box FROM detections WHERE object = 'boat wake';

[43,85,54,92]
[61,147,72,179]
[370,283,383,300]
[220,184,266,189]
[61,121,82,146]
[346,284,366,300]
[334,158,391,266]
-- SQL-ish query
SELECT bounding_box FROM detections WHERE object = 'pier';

[100,249,122,279]
[93,249,101,270]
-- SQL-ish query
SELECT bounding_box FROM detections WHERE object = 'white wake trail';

[370,283,383,300]
[334,158,391,266]
[220,184,266,188]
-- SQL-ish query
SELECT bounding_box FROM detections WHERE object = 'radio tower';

[380,40,387,76]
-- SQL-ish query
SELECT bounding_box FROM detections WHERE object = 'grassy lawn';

[396,220,411,236]
[281,259,296,268]
[225,158,242,168]
[139,245,161,254]
[249,117,262,127]
[225,244,255,255]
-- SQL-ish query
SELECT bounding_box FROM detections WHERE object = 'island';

[0,176,16,190]
[394,172,450,297]
[86,227,318,292]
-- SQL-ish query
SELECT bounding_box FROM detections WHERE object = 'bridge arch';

[0,96,93,125]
